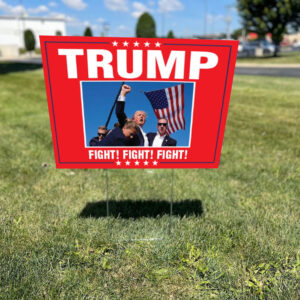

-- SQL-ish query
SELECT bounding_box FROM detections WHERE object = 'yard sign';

[40,36,238,169]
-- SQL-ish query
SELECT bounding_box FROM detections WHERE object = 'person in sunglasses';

[147,118,177,147]
[89,126,107,146]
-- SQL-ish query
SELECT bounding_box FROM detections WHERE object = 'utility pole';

[242,27,246,42]
[161,10,165,37]
[204,0,207,36]
[102,22,110,37]
[19,0,25,50]
[225,5,232,39]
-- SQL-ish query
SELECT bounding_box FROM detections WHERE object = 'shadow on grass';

[79,199,203,219]
[0,63,42,74]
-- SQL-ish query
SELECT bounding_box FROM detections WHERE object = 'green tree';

[84,27,93,36]
[24,29,35,53]
[56,30,62,36]
[167,30,175,38]
[237,0,300,56]
[136,12,156,38]
[231,28,243,40]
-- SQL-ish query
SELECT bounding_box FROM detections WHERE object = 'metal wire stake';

[105,169,110,236]
[169,168,174,234]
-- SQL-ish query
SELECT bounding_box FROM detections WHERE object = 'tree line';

[23,1,300,56]
[84,13,174,39]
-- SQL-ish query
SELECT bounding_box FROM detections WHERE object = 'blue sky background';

[81,81,194,146]
[1,1,241,37]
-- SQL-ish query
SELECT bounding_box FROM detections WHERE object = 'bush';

[136,12,156,38]
[24,29,35,52]
[19,48,26,55]
[84,27,93,36]
[167,30,175,38]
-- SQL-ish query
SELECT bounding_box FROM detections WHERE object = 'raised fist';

[121,84,131,97]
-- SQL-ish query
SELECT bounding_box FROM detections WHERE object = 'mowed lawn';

[0,65,299,299]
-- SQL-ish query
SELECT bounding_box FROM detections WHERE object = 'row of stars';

[112,41,161,47]
[116,160,158,166]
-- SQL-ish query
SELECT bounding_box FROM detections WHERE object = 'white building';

[0,15,66,58]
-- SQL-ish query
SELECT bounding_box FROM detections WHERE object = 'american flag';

[144,84,185,135]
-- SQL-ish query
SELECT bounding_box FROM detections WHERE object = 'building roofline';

[0,15,66,23]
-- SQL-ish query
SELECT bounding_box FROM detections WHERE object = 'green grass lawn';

[0,66,299,299]
[237,50,300,64]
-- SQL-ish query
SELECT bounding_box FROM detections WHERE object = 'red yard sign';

[40,36,238,169]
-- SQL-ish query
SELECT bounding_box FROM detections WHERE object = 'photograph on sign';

[81,81,194,148]
[40,36,238,169]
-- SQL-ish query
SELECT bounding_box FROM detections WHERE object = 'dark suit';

[116,101,144,146]
[98,127,132,146]
[147,132,177,146]
[89,136,100,146]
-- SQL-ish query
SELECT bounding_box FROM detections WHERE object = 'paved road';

[235,66,300,77]
[3,57,300,78]
[13,57,43,65]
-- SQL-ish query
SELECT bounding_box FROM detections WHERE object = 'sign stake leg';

[169,169,174,235]
[105,169,110,237]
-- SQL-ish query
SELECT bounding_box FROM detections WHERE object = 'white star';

[112,41,118,47]
[135,161,140,166]
[155,42,161,47]
[133,41,139,47]
[153,161,158,166]
[123,41,129,46]
[116,161,121,166]
[144,161,149,166]
[144,41,150,47]
[125,160,130,166]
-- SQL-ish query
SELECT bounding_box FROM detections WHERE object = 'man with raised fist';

[116,84,149,146]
